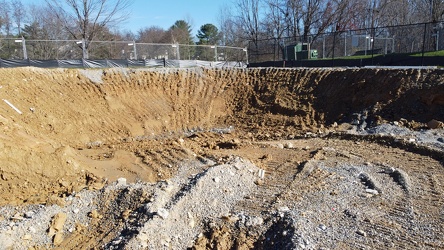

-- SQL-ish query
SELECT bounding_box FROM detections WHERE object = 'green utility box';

[285,43,318,60]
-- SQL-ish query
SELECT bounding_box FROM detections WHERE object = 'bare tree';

[45,0,134,58]
[0,0,12,36]
[235,0,264,43]
[217,3,245,47]
[137,26,167,43]
[264,0,288,39]
[11,0,25,35]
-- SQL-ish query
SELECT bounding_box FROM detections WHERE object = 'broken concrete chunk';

[157,208,169,219]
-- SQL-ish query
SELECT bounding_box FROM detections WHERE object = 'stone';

[365,189,379,195]
[22,234,32,240]
[52,213,67,231]
[278,206,290,212]
[24,211,35,219]
[11,213,24,221]
[427,119,443,129]
[437,138,444,143]
[254,179,264,185]
[88,210,102,219]
[53,232,64,245]
[49,213,67,237]
[246,216,263,226]
[122,209,132,220]
[284,142,294,149]
[357,230,367,237]
[157,208,169,219]
[117,177,127,186]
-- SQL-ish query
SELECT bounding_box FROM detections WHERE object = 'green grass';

[326,50,444,60]
[410,50,444,57]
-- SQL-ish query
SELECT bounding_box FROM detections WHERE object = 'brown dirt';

[0,67,443,249]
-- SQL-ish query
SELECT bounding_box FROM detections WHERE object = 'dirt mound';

[0,67,443,249]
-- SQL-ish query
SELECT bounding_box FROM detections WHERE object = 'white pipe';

[3,99,22,114]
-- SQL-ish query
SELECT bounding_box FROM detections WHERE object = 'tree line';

[221,0,443,47]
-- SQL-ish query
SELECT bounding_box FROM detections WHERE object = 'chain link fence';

[0,39,248,68]
[249,21,444,66]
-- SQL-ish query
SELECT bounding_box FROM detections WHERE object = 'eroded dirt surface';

[0,67,443,249]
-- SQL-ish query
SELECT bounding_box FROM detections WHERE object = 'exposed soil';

[0,67,443,249]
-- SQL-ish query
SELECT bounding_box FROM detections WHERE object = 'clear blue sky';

[20,0,226,36]
[126,1,225,34]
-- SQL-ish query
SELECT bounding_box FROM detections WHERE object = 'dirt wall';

[0,67,443,205]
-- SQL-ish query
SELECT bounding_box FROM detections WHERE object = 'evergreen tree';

[196,23,221,45]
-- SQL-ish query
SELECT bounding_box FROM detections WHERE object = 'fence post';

[371,27,375,65]
[421,22,427,66]
[331,31,336,67]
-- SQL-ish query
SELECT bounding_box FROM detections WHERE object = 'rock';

[427,119,444,129]
[254,179,264,185]
[437,138,444,143]
[213,177,220,183]
[23,234,32,240]
[88,210,102,219]
[276,143,284,149]
[284,142,294,149]
[52,213,67,231]
[246,216,263,226]
[319,224,327,231]
[365,189,379,195]
[53,232,64,245]
[278,206,290,213]
[49,213,67,237]
[157,208,169,219]
[11,213,24,221]
[122,209,132,220]
[117,177,127,186]
[188,212,195,228]
[357,230,367,237]
[24,211,35,219]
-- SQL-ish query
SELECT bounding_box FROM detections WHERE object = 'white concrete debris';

[157,208,169,219]
[365,189,379,195]
[117,177,127,186]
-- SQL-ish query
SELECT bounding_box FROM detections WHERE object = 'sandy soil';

[0,67,443,249]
